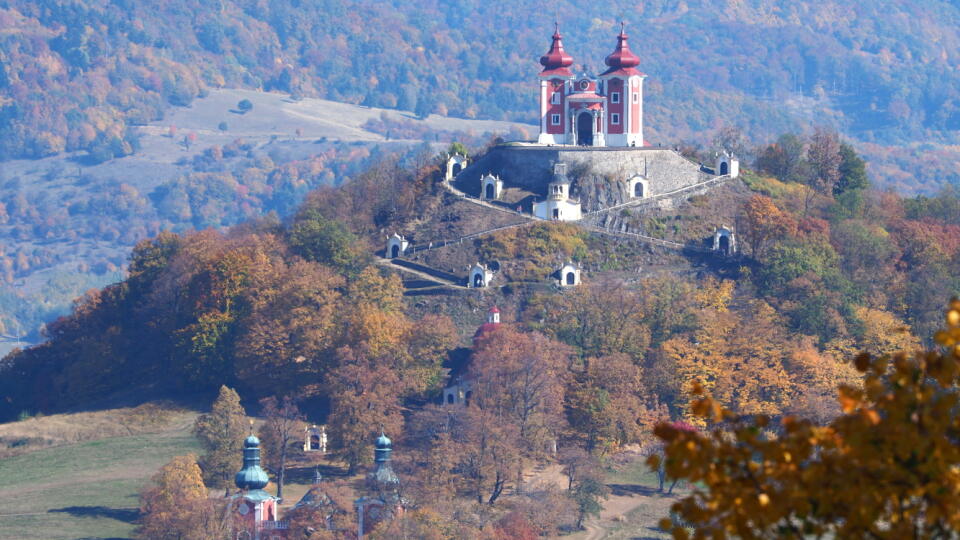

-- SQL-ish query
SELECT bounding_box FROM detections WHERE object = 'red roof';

[489,306,500,313]
[601,24,645,78]
[539,24,574,78]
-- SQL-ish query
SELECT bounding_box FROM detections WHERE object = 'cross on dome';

[539,23,575,78]
[602,21,643,76]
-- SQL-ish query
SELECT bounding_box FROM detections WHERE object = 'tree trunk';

[488,471,505,505]
[277,443,287,500]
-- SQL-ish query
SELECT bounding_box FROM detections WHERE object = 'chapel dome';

[602,24,643,76]
[539,24,575,77]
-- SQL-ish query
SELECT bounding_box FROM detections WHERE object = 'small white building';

[468,263,494,288]
[385,233,408,259]
[480,173,504,200]
[558,262,581,287]
[533,163,582,221]
[715,152,740,178]
[304,425,328,453]
[445,153,469,181]
[626,174,648,198]
[713,226,737,255]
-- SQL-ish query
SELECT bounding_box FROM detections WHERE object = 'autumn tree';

[738,194,797,259]
[566,353,647,453]
[652,300,960,539]
[193,385,248,490]
[327,345,404,472]
[471,327,569,458]
[234,260,344,396]
[528,278,650,359]
[138,454,232,540]
[805,127,842,197]
[257,395,305,501]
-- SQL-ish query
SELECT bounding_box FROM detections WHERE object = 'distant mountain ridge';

[2,1,960,190]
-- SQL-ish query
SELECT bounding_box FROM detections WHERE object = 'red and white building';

[537,23,646,148]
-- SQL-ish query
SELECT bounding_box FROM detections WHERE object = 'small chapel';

[537,23,645,147]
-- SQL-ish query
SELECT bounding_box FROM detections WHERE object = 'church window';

[611,92,620,104]
[551,113,560,125]
[633,92,639,103]
[551,92,561,105]
[611,113,620,125]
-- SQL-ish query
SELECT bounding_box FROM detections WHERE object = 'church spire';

[601,21,643,77]
[539,23,575,78]
[235,434,270,491]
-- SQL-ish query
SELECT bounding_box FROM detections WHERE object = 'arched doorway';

[634,182,644,197]
[576,112,593,146]
[719,235,730,255]
[566,272,576,285]
[485,183,494,199]
[446,393,454,404]
[720,161,729,175]
[310,435,320,450]
[452,163,462,176]
[465,391,472,405]
[473,273,484,287]
[390,244,400,258]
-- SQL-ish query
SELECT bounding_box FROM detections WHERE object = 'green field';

[0,422,199,540]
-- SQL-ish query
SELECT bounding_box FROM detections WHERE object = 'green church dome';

[235,434,270,490]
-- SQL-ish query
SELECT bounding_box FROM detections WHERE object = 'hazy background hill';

[2,0,960,190]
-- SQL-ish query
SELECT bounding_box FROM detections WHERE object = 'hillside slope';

[0,88,531,356]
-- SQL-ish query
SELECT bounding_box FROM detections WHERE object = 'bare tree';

[258,396,305,501]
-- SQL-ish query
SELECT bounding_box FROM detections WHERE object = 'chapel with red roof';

[537,22,645,148]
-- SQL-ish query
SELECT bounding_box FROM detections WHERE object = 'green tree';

[288,208,367,274]
[193,385,248,490]
[834,142,869,195]
[570,471,609,529]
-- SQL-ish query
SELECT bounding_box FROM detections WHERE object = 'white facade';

[445,153,468,181]
[385,233,408,259]
[713,226,737,255]
[534,164,582,221]
[558,262,581,287]
[627,175,648,198]
[304,425,328,453]
[480,174,504,200]
[715,152,740,178]
[468,263,494,288]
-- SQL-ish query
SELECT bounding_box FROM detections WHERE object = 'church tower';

[534,23,647,148]
[537,24,575,145]
[599,23,645,147]
[356,432,403,538]
[233,434,285,538]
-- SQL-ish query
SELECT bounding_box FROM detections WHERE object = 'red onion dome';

[602,23,643,76]
[539,24,574,77]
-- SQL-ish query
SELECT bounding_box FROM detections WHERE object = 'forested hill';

[2,1,960,191]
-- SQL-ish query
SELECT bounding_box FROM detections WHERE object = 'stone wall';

[455,145,713,212]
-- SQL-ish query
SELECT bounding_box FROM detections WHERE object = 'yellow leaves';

[655,301,960,539]
[838,386,862,413]
[947,309,960,327]
[694,277,735,312]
